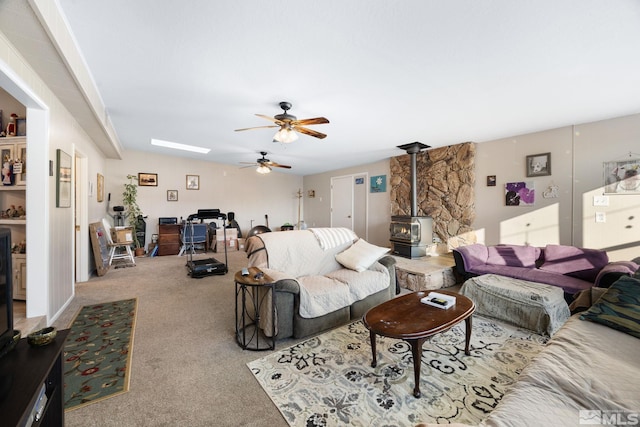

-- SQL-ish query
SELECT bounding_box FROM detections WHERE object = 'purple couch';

[453,243,639,295]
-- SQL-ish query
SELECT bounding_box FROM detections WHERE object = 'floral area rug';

[63,298,138,411]
[248,316,547,426]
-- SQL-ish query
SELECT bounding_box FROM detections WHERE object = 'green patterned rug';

[63,298,138,411]
[248,316,548,426]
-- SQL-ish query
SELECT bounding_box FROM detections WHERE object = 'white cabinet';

[12,253,26,300]
[0,137,27,301]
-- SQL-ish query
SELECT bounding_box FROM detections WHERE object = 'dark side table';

[235,267,276,350]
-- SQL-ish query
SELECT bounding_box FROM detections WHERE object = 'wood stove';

[391,142,433,258]
[390,215,433,258]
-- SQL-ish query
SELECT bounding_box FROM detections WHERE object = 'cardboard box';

[215,228,238,241]
[111,227,134,243]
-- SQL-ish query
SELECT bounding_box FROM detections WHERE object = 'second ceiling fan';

[235,101,329,142]
[240,151,291,174]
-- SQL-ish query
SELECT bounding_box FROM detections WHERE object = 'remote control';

[254,272,264,280]
[430,298,447,306]
[241,268,249,276]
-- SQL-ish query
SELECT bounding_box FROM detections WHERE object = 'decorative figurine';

[5,113,17,136]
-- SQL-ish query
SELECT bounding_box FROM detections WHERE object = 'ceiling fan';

[240,151,292,174]
[235,101,329,142]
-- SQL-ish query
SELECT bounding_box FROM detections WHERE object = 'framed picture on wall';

[97,173,104,202]
[186,174,199,190]
[487,175,496,186]
[138,172,158,186]
[526,152,551,177]
[167,190,178,201]
[603,159,640,194]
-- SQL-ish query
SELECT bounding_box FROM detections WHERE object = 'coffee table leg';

[464,315,473,356]
[369,331,377,367]
[409,338,426,398]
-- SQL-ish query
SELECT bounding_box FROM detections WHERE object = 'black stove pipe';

[397,142,430,216]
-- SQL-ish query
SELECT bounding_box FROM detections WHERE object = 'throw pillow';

[539,244,609,282]
[486,244,539,268]
[580,276,640,339]
[335,239,389,272]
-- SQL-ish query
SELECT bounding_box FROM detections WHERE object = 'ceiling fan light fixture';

[256,164,271,174]
[273,127,298,143]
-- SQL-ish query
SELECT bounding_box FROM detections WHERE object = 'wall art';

[138,172,158,186]
[603,158,640,194]
[505,181,535,206]
[526,152,551,177]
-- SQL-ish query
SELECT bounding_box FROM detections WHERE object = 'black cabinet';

[0,329,69,427]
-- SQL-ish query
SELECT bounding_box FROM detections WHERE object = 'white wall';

[0,30,108,322]
[105,150,304,248]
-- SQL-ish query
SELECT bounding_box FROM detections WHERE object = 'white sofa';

[245,228,397,339]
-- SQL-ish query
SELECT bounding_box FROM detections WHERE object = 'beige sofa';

[245,228,397,339]
[420,275,640,427]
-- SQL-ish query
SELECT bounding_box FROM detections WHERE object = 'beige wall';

[474,113,640,261]
[105,150,304,247]
[303,159,391,247]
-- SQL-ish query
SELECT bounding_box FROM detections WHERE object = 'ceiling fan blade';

[266,162,292,169]
[235,125,279,132]
[239,164,256,169]
[255,114,285,125]
[293,117,330,126]
[294,126,327,139]
[239,161,258,165]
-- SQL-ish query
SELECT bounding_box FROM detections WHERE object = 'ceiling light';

[273,127,298,143]
[256,164,271,174]
[151,138,210,154]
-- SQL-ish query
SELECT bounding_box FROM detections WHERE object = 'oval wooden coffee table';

[363,290,475,398]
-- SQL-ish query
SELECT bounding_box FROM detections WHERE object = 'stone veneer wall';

[390,142,476,252]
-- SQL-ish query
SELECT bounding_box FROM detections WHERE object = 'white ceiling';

[48,1,640,175]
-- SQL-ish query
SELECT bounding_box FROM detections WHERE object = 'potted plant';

[122,174,145,256]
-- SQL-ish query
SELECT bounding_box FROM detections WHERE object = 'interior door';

[331,174,368,239]
[331,176,353,229]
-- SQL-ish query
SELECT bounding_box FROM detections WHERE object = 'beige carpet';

[54,250,299,427]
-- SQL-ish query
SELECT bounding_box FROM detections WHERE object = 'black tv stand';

[0,329,69,426]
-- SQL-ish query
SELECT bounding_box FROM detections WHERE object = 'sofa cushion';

[594,260,640,287]
[486,244,539,268]
[580,276,640,339]
[335,239,389,272]
[539,244,608,282]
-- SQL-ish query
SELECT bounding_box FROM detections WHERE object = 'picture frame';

[56,149,71,208]
[487,175,496,186]
[526,152,551,177]
[0,145,14,185]
[370,175,386,193]
[505,181,535,206]
[15,118,26,136]
[186,174,199,190]
[167,190,178,201]
[97,173,104,202]
[138,172,158,186]
[603,158,640,194]
[14,143,26,185]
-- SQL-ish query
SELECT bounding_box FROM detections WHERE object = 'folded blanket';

[309,227,356,250]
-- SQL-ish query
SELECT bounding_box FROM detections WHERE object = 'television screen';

[0,228,13,356]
